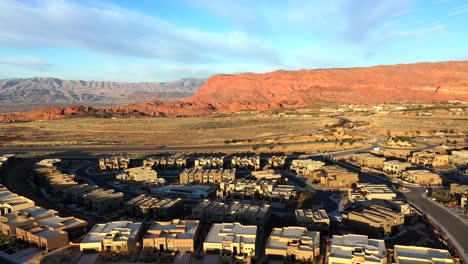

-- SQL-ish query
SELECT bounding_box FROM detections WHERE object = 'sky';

[0,0,467,82]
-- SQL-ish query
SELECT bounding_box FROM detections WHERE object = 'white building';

[80,221,142,253]
[328,234,387,264]
[394,245,454,264]
[203,222,257,256]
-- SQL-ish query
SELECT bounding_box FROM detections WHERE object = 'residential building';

[267,156,287,169]
[61,184,100,205]
[143,156,187,169]
[116,166,161,183]
[251,170,282,180]
[409,151,449,167]
[194,156,224,169]
[124,195,184,220]
[143,219,200,252]
[0,206,57,236]
[0,185,35,215]
[402,170,442,185]
[318,166,359,188]
[265,227,320,261]
[82,189,124,214]
[231,156,261,170]
[393,245,455,264]
[290,159,325,175]
[80,221,142,253]
[99,157,130,171]
[295,209,330,232]
[349,184,396,202]
[352,153,386,169]
[203,222,257,256]
[383,160,412,175]
[449,183,468,196]
[344,205,404,238]
[179,168,236,184]
[328,234,387,264]
[217,178,296,202]
[449,150,468,165]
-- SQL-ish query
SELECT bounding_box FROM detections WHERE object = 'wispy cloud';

[0,0,280,64]
[0,57,52,71]
[449,4,468,15]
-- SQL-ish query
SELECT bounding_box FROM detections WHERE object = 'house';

[393,245,455,264]
[328,234,387,264]
[143,219,199,253]
[295,209,330,232]
[402,170,442,185]
[124,195,183,220]
[383,160,412,175]
[265,227,320,261]
[80,221,142,253]
[203,222,257,256]
[344,205,404,238]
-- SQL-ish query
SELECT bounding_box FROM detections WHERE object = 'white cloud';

[449,4,468,15]
[0,56,52,71]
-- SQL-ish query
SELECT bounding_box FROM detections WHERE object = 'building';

[0,185,35,215]
[393,245,455,264]
[143,156,188,169]
[344,205,404,238]
[217,178,297,202]
[143,219,200,252]
[0,206,58,236]
[203,222,257,256]
[265,227,320,261]
[116,166,160,183]
[194,156,224,169]
[124,195,184,220]
[409,151,449,168]
[80,221,142,253]
[193,200,271,230]
[290,160,325,175]
[402,170,442,185]
[449,150,468,165]
[328,234,387,264]
[61,184,100,205]
[383,160,412,175]
[267,156,287,169]
[449,183,468,196]
[231,156,261,170]
[99,157,130,171]
[349,184,396,202]
[318,166,359,188]
[352,153,386,169]
[82,189,124,214]
[179,168,236,184]
[251,170,282,180]
[295,209,330,232]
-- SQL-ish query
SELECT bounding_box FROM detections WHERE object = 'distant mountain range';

[1,61,468,121]
[0,77,206,112]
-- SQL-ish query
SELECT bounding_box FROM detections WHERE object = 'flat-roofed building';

[449,150,468,165]
[124,195,183,220]
[143,219,200,252]
[0,206,57,236]
[143,156,188,169]
[402,170,442,185]
[409,151,449,168]
[61,184,100,205]
[344,205,404,238]
[290,160,325,175]
[265,227,320,261]
[328,234,387,264]
[231,156,261,171]
[193,200,271,230]
[116,166,159,183]
[99,157,130,171]
[83,189,124,214]
[251,170,282,180]
[217,178,296,202]
[179,168,236,184]
[267,156,287,169]
[0,185,35,215]
[352,153,386,169]
[194,156,224,169]
[203,222,257,256]
[349,184,396,202]
[295,209,330,232]
[80,221,142,253]
[383,160,412,175]
[318,166,359,188]
[449,183,468,195]
[393,245,455,264]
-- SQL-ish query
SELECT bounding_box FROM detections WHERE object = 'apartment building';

[179,168,236,184]
[349,184,396,202]
[83,189,124,214]
[383,160,412,175]
[99,157,130,171]
[80,221,142,253]
[143,219,200,252]
[328,234,387,264]
[0,185,35,215]
[0,206,57,236]
[402,170,442,185]
[251,170,282,180]
[290,159,325,175]
[295,209,330,232]
[265,227,320,261]
[352,153,386,169]
[203,222,257,256]
[409,151,449,168]
[230,156,261,170]
[194,156,224,169]
[267,156,287,169]
[143,156,188,169]
[393,245,455,264]
[61,184,100,205]
[217,178,296,202]
[449,150,468,165]
[344,205,404,238]
[318,166,359,188]
[124,195,183,220]
[193,200,271,230]
[116,166,159,183]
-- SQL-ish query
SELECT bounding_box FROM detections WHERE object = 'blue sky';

[0,0,467,82]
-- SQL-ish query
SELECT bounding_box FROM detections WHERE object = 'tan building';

[179,168,236,184]
[251,170,282,180]
[318,166,359,188]
[383,160,412,175]
[393,245,455,264]
[449,183,468,195]
[80,221,142,253]
[99,157,130,171]
[409,151,449,167]
[344,205,404,238]
[143,219,200,252]
[267,156,287,169]
[231,156,261,170]
[61,184,100,205]
[116,166,160,183]
[352,153,386,169]
[203,222,257,256]
[402,170,442,185]
[328,234,387,264]
[82,189,124,214]
[290,159,325,175]
[349,184,396,202]
[143,156,188,169]
[217,178,296,202]
[124,195,184,220]
[265,227,320,261]
[0,185,35,215]
[449,150,468,165]
[194,156,224,169]
[0,206,57,236]
[295,209,330,232]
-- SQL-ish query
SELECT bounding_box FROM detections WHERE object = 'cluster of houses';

[291,160,360,188]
